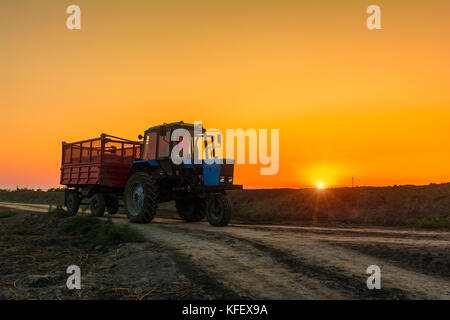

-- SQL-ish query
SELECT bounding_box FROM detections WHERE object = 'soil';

[1,204,449,300]
[0,211,216,300]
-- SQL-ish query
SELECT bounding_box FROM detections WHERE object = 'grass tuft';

[0,208,16,219]
[416,216,450,229]
[60,216,146,248]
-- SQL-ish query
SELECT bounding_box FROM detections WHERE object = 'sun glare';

[317,183,324,189]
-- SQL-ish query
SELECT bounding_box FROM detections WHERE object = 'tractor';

[60,122,242,226]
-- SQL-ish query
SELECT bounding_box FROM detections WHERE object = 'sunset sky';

[1,0,449,189]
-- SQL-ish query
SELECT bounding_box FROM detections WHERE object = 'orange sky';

[1,0,449,189]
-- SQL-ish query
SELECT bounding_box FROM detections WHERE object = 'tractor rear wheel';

[206,193,232,227]
[106,196,119,215]
[124,173,159,224]
[175,198,206,222]
[90,193,106,217]
[65,190,80,216]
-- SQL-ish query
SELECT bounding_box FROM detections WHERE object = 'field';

[229,184,450,228]
[0,204,449,300]
[1,184,449,299]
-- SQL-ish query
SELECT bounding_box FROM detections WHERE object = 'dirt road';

[1,201,449,299]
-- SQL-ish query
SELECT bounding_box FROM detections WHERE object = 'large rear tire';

[90,193,106,217]
[124,173,159,224]
[206,193,232,227]
[65,190,80,216]
[175,198,206,222]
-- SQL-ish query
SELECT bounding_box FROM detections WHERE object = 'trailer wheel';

[175,198,206,222]
[206,193,232,227]
[106,196,119,215]
[65,191,80,216]
[90,193,106,217]
[124,173,159,224]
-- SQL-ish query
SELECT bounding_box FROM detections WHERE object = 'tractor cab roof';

[144,121,206,134]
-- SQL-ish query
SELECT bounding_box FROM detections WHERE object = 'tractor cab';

[134,121,238,189]
[140,121,202,164]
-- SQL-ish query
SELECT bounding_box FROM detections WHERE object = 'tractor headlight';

[228,177,233,184]
[219,176,225,183]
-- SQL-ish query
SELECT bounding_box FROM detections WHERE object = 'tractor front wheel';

[206,193,232,227]
[124,173,159,224]
[90,193,106,217]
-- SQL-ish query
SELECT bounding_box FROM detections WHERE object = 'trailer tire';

[106,196,119,215]
[90,193,106,217]
[65,191,80,216]
[124,173,159,224]
[206,193,232,227]
[175,198,206,222]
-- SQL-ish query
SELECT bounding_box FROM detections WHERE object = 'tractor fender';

[127,160,160,180]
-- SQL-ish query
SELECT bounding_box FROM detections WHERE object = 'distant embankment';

[1,184,449,228]
[0,189,64,205]
[228,184,450,228]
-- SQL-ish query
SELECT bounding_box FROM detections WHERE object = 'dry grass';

[0,209,147,299]
[0,208,16,219]
[0,188,64,205]
[60,215,146,248]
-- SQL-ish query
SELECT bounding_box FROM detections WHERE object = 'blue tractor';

[124,122,242,226]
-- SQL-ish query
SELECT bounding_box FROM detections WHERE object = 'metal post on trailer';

[89,140,93,162]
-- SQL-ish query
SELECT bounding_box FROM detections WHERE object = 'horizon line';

[2,181,449,192]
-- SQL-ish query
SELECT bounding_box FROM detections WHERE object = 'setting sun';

[317,183,325,189]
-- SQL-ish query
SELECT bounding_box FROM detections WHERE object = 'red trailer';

[60,134,142,216]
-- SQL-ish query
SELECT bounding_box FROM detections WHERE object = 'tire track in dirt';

[228,224,450,241]
[0,202,50,213]
[123,221,350,299]
[228,224,450,245]
[158,225,409,299]
[329,241,450,280]
[162,245,244,300]
[152,221,449,299]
